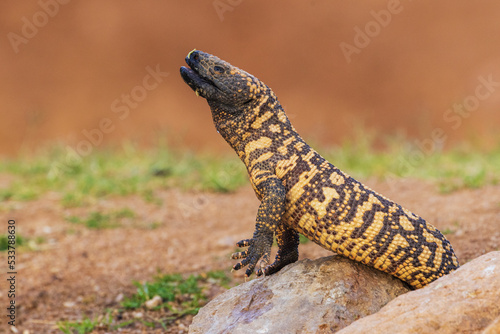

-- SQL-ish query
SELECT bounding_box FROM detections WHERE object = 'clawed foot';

[257,248,299,276]
[230,238,271,277]
[231,237,299,278]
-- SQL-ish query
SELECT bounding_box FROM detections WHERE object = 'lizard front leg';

[231,176,286,277]
[256,224,299,276]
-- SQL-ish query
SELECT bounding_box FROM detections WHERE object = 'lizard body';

[180,50,459,289]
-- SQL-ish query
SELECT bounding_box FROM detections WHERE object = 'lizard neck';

[212,89,303,170]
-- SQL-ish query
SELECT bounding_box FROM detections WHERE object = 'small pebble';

[145,295,163,309]
[63,301,75,308]
[115,293,124,303]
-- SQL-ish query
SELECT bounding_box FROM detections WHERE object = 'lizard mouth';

[179,66,204,93]
[180,52,219,98]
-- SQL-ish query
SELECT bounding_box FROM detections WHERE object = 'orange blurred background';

[1,0,499,156]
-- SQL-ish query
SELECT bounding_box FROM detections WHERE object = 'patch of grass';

[122,270,230,314]
[122,274,203,314]
[0,234,24,251]
[147,221,162,230]
[58,310,113,334]
[0,234,46,252]
[61,192,86,208]
[443,220,462,235]
[203,269,232,289]
[320,131,500,193]
[66,208,136,229]
[65,270,229,330]
[0,142,247,205]
[58,317,100,334]
[441,228,455,235]
[1,134,499,206]
[54,271,228,332]
[0,189,14,201]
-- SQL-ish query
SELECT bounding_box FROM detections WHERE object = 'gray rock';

[189,255,410,334]
[338,251,500,334]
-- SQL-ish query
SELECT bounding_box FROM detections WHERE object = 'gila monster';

[180,50,459,289]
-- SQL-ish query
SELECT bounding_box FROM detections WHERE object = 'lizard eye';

[214,65,225,74]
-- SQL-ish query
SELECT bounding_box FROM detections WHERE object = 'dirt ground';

[2,178,499,333]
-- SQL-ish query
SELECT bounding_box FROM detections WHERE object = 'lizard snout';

[186,49,201,69]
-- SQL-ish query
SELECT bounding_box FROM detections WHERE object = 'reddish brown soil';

[1,179,499,333]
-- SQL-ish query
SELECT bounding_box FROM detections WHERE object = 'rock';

[189,255,410,334]
[144,295,163,309]
[482,315,500,334]
[63,301,76,308]
[115,293,124,303]
[132,311,143,318]
[338,251,500,334]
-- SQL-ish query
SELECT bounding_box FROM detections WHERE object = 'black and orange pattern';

[180,50,459,289]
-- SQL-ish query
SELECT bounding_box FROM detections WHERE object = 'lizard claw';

[236,239,252,247]
[231,236,272,277]
[230,249,249,260]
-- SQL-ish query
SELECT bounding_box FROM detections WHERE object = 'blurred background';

[1,0,499,156]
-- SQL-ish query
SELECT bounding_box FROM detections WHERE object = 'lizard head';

[180,50,287,149]
[180,49,267,116]
[180,49,264,104]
